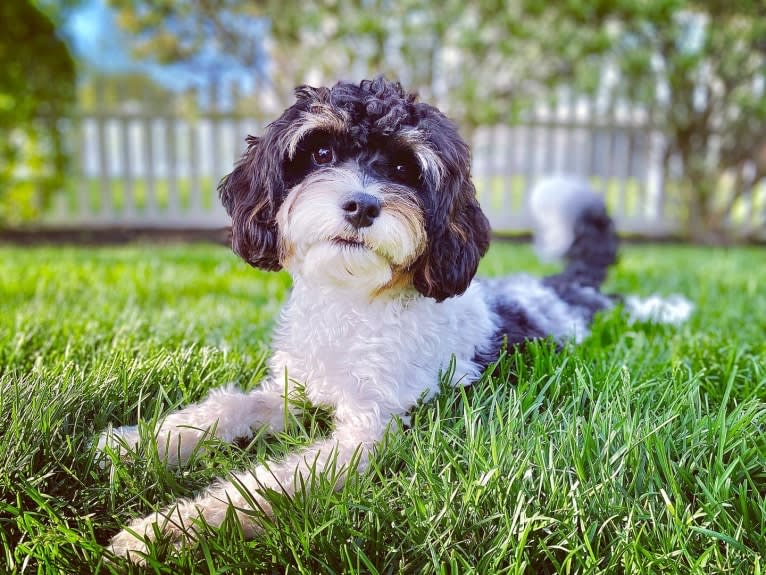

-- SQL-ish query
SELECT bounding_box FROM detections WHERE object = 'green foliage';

[1,243,765,572]
[0,1,76,226]
[107,1,766,241]
[78,71,177,113]
[557,0,766,240]
[105,0,593,126]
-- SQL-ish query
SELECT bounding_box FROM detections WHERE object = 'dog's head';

[219,77,490,301]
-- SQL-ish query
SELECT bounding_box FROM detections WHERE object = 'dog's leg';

[108,418,386,562]
[97,385,290,466]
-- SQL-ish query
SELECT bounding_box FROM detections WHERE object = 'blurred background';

[2,0,765,243]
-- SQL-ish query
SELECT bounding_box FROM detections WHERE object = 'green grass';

[0,242,765,574]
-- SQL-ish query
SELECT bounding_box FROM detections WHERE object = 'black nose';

[341,192,381,229]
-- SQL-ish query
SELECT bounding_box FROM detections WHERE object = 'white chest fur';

[266,280,495,426]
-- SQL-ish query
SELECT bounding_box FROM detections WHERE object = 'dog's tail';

[529,176,618,289]
[529,176,694,325]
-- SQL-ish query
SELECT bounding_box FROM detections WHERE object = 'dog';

[98,77,692,561]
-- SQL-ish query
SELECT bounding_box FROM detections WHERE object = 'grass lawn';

[0,242,765,574]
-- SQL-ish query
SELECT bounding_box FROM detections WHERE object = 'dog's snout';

[341,192,381,229]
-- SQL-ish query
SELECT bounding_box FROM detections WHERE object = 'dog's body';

[99,78,689,561]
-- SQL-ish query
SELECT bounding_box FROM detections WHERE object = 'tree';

[78,71,176,112]
[553,0,766,241]
[109,0,766,240]
[0,1,76,225]
[105,1,596,126]
[107,0,297,112]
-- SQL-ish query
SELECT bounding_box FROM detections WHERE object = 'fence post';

[189,85,202,218]
[95,80,111,218]
[166,102,179,219]
[37,78,685,236]
[120,109,135,218]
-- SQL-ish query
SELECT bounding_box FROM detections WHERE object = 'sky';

[61,0,262,92]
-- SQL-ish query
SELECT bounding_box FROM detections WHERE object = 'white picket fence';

[43,92,679,235]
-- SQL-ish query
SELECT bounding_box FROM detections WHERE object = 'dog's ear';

[410,118,491,302]
[218,135,283,271]
[412,179,490,301]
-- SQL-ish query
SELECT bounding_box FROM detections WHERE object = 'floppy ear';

[409,110,491,301]
[218,135,283,271]
[412,176,490,301]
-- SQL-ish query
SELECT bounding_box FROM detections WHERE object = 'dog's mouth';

[332,236,367,249]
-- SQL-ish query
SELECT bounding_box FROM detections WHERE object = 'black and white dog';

[99,77,691,560]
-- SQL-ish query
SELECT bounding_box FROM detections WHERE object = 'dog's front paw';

[94,425,139,467]
[109,523,153,564]
[108,501,201,563]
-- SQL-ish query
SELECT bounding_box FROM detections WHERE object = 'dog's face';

[219,77,490,301]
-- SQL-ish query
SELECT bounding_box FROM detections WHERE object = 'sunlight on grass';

[0,243,764,573]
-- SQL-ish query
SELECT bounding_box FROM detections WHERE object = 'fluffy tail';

[529,176,694,325]
[529,176,618,288]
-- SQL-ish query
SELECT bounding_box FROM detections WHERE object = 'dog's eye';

[312,146,334,165]
[390,159,420,184]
